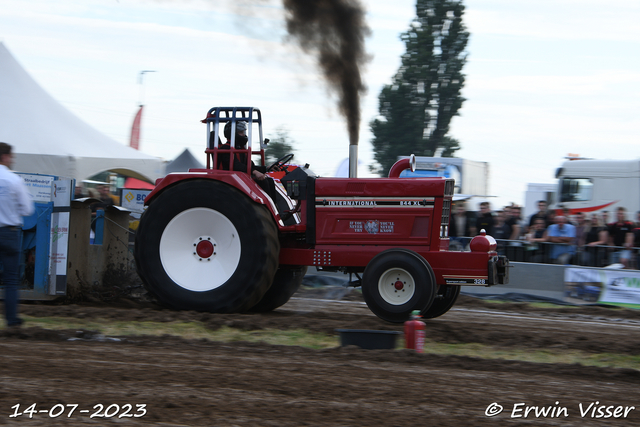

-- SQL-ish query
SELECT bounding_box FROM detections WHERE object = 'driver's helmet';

[224,121,248,148]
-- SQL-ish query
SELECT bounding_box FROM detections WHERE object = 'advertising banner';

[21,174,53,202]
[565,267,640,308]
[120,189,151,215]
[50,179,72,295]
[17,173,71,296]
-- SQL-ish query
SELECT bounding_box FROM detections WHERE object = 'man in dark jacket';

[475,201,494,236]
[449,202,477,238]
[608,207,634,268]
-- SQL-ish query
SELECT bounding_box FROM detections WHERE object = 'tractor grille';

[441,199,451,238]
[444,179,455,196]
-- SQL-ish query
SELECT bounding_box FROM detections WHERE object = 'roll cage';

[202,107,268,173]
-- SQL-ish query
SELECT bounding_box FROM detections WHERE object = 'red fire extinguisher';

[404,310,426,353]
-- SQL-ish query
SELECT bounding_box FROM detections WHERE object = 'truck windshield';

[559,178,593,202]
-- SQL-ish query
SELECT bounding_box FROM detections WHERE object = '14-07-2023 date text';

[9,403,147,419]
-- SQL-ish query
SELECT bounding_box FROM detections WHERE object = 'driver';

[219,121,277,201]
[218,121,266,180]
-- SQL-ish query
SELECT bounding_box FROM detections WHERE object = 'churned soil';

[2,289,640,426]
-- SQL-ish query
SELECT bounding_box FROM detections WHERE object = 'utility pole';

[130,70,156,150]
[138,70,156,107]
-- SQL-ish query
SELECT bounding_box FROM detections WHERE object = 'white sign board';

[120,189,151,214]
[49,179,72,294]
[20,174,54,202]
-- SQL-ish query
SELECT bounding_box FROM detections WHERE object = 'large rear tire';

[249,265,308,312]
[420,285,460,319]
[135,179,279,313]
[362,249,436,323]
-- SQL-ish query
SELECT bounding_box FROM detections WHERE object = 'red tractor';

[134,107,508,323]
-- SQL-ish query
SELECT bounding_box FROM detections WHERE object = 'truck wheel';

[135,179,279,313]
[362,249,436,323]
[420,285,460,319]
[249,266,308,312]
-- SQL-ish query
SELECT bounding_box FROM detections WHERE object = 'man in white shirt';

[0,142,35,327]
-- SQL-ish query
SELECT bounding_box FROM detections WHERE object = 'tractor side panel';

[313,178,446,247]
[315,210,432,245]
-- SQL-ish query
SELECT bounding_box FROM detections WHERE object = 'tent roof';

[165,148,205,174]
[0,42,164,183]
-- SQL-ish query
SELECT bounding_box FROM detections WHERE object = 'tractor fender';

[145,171,280,220]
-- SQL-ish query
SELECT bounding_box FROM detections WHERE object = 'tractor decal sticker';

[444,275,488,285]
[316,197,435,208]
[349,221,364,232]
[364,220,379,234]
[349,220,395,234]
[329,200,377,206]
[380,221,395,233]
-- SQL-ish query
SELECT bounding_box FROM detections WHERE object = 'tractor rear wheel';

[362,249,436,323]
[420,285,460,319]
[249,265,308,312]
[134,179,279,313]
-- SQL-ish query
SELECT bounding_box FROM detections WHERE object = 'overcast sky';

[1,0,639,210]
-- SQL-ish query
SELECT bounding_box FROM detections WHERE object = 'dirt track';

[2,289,640,426]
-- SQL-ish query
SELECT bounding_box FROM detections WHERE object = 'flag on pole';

[129,105,144,150]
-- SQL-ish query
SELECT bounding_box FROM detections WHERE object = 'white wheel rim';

[160,207,241,292]
[378,267,415,305]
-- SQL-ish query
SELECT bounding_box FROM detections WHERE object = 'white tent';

[0,42,164,183]
[165,148,205,174]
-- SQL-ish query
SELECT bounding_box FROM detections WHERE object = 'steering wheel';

[267,153,294,172]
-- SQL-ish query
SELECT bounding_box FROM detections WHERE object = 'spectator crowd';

[449,200,640,269]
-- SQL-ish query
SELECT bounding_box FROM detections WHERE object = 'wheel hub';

[378,268,415,305]
[193,236,216,261]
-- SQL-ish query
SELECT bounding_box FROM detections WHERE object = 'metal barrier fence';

[449,237,638,269]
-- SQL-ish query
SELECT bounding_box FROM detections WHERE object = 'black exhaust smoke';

[215,0,370,176]
[282,0,370,149]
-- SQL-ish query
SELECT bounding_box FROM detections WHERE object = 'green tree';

[265,126,296,165]
[370,0,469,175]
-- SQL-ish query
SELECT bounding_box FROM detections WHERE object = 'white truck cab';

[555,159,640,215]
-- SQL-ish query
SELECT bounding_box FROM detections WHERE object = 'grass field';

[20,314,640,371]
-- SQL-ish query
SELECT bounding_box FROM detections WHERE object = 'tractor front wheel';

[362,249,436,323]
[134,179,279,313]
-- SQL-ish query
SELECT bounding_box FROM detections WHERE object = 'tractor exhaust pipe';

[349,144,358,178]
[388,154,417,178]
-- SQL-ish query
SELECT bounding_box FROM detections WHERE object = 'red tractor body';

[135,107,508,322]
